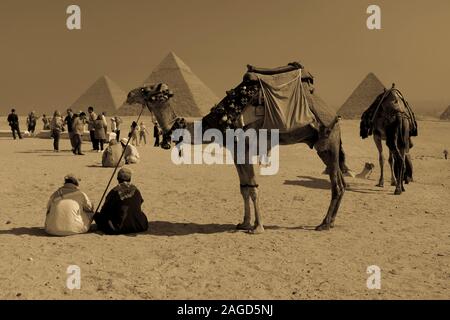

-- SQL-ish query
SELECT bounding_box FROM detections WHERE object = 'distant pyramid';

[119,52,219,117]
[70,76,125,116]
[338,73,386,119]
[440,105,450,120]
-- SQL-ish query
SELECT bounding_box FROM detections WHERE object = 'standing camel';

[126,62,349,232]
[360,84,417,194]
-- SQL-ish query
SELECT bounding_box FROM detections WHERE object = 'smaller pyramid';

[70,76,126,116]
[119,52,219,117]
[338,73,386,119]
[440,105,450,120]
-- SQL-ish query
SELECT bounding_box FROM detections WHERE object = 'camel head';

[126,83,182,150]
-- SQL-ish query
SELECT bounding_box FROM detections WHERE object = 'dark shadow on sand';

[145,221,237,236]
[284,176,330,190]
[0,227,48,237]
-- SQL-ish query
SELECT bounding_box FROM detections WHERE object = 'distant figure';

[101,112,108,136]
[153,121,161,147]
[72,112,86,155]
[50,110,64,152]
[7,108,22,140]
[64,109,76,152]
[42,114,50,130]
[87,106,98,151]
[444,149,448,160]
[45,174,94,236]
[94,168,148,235]
[26,111,37,135]
[102,139,125,168]
[120,138,140,164]
[129,121,140,146]
[139,121,149,145]
[94,115,107,152]
[114,116,122,141]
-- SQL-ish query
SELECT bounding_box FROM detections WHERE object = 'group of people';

[45,168,148,236]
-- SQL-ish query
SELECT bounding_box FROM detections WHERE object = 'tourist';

[64,108,76,152]
[45,174,94,236]
[101,112,108,136]
[87,106,99,151]
[444,149,448,160]
[102,139,125,168]
[94,114,107,152]
[26,111,37,136]
[50,110,64,152]
[120,138,140,164]
[7,108,22,140]
[94,168,148,235]
[139,121,149,145]
[114,116,122,141]
[42,114,50,130]
[72,112,86,155]
[129,121,140,146]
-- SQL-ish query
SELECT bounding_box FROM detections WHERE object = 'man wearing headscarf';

[94,168,148,234]
[45,174,94,236]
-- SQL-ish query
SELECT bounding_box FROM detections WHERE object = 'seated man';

[94,168,148,235]
[102,139,125,167]
[120,138,140,164]
[45,174,94,236]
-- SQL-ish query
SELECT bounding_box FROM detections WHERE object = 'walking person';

[7,109,22,140]
[139,121,149,145]
[72,112,86,155]
[129,121,140,146]
[50,110,64,152]
[64,108,76,152]
[94,115,107,152]
[26,111,37,136]
[87,106,99,151]
[153,121,160,147]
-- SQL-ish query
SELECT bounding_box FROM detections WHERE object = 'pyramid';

[119,52,219,117]
[338,73,386,119]
[70,76,126,116]
[440,106,450,120]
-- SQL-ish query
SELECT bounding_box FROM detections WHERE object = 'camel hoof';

[330,221,335,228]
[394,189,402,195]
[236,223,252,231]
[248,225,265,235]
[315,223,331,231]
[376,183,384,188]
[391,181,397,186]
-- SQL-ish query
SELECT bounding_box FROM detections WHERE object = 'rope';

[94,104,146,216]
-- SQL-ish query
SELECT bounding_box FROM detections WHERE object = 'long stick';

[94,104,146,215]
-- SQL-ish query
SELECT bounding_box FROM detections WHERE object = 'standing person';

[64,109,76,152]
[444,149,448,160]
[110,117,117,141]
[153,121,160,147]
[42,114,50,130]
[129,121,140,146]
[101,112,108,137]
[139,121,149,145]
[26,111,37,136]
[94,115,107,152]
[50,110,64,152]
[72,112,86,155]
[87,106,98,151]
[45,174,94,236]
[94,168,148,235]
[114,116,122,141]
[7,108,22,140]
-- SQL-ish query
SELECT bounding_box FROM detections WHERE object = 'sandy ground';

[0,118,448,300]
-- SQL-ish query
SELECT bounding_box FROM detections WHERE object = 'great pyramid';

[70,75,125,116]
[338,72,386,119]
[440,105,450,120]
[119,52,219,117]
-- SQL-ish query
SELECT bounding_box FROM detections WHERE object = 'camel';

[126,62,349,233]
[360,84,417,195]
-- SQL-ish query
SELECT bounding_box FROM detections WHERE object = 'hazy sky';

[1,0,449,114]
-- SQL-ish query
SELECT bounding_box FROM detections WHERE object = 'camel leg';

[249,186,264,234]
[316,146,345,231]
[388,150,397,186]
[374,135,385,187]
[236,185,252,230]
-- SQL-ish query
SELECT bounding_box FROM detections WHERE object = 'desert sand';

[0,118,448,299]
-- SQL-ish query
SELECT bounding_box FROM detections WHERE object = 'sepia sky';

[0,0,449,114]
